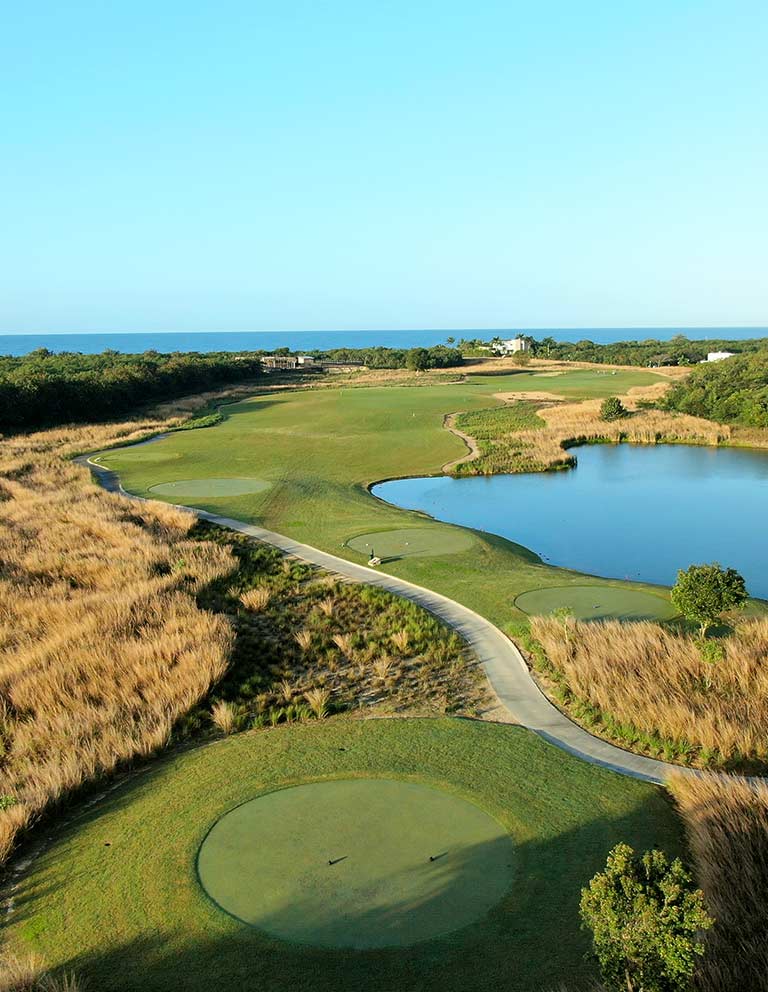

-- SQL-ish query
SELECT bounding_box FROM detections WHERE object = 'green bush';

[599,396,628,421]
[580,843,713,992]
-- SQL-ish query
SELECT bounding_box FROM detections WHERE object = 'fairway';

[465,368,661,399]
[197,779,515,948]
[346,526,475,560]
[99,367,670,631]
[5,719,683,992]
[514,585,676,622]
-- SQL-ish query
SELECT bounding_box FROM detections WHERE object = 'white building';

[495,336,531,355]
[705,351,736,362]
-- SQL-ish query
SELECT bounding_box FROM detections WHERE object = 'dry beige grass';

[239,585,271,611]
[531,616,768,767]
[510,398,730,472]
[670,774,768,991]
[0,953,82,992]
[0,411,240,863]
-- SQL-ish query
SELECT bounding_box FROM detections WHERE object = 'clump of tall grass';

[531,615,768,768]
[239,585,271,611]
[0,954,82,992]
[390,629,410,654]
[304,687,330,719]
[210,700,239,735]
[669,773,768,991]
[317,596,335,617]
[294,629,312,652]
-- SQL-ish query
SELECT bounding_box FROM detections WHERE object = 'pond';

[372,443,768,599]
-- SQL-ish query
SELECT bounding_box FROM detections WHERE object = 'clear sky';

[2,1,766,332]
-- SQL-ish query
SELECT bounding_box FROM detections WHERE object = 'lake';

[372,444,768,598]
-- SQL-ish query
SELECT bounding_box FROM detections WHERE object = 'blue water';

[0,327,766,357]
[373,444,768,598]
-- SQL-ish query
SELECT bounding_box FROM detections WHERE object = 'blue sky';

[2,1,766,332]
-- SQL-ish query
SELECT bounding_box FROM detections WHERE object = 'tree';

[671,562,748,637]
[406,347,430,371]
[580,843,713,992]
[600,396,628,421]
[512,350,531,367]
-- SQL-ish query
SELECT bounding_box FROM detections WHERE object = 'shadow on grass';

[11,777,684,992]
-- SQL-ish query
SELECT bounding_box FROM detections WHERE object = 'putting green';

[148,478,271,498]
[515,585,676,622]
[196,778,515,949]
[346,526,475,561]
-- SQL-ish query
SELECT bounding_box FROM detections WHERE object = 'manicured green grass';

[346,526,476,560]
[7,719,684,992]
[514,585,677,622]
[148,477,271,497]
[465,368,662,398]
[100,369,669,631]
[197,778,515,948]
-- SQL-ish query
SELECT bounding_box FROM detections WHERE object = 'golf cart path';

[82,453,679,786]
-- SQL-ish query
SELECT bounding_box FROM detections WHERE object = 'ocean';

[0,328,766,358]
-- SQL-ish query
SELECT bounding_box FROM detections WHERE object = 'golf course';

[96,367,674,628]
[2,365,709,991]
[6,720,683,991]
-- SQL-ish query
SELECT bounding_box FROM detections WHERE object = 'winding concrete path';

[81,452,679,786]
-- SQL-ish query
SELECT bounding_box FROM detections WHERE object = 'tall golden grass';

[531,616,768,767]
[451,389,730,476]
[512,398,730,472]
[670,774,768,991]
[0,412,238,864]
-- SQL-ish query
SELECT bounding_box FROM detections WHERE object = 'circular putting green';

[196,778,515,949]
[346,527,474,561]
[148,478,271,498]
[515,585,676,622]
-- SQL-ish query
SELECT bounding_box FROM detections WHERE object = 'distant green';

[6,719,684,992]
[515,585,676,622]
[100,368,669,630]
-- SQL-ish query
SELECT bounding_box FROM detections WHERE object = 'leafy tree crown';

[580,843,713,992]
[670,562,748,636]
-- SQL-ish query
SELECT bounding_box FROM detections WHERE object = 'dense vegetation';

[0,412,235,864]
[0,349,264,431]
[663,349,768,426]
[670,773,768,992]
[452,401,548,474]
[530,612,768,771]
[524,334,768,367]
[307,343,464,369]
[189,523,486,733]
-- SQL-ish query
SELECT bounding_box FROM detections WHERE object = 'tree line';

[271,343,464,370]
[0,349,264,431]
[509,333,768,368]
[662,349,768,427]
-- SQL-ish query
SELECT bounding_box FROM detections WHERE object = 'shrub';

[671,562,748,637]
[599,396,628,421]
[580,843,712,992]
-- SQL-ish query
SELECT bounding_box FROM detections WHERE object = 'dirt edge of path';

[442,414,481,473]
